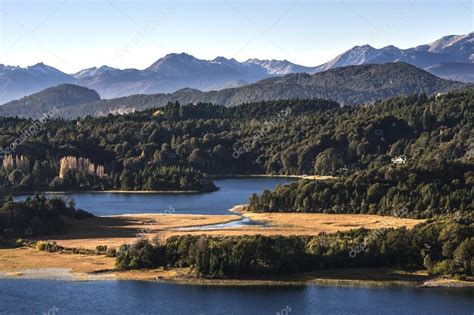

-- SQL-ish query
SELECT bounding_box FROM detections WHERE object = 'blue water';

[0,279,472,315]
[175,216,267,230]
[14,178,295,216]
[7,177,474,314]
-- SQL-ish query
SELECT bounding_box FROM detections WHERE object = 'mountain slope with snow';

[314,32,473,81]
[1,32,472,103]
[0,63,75,104]
[52,62,468,119]
[244,59,316,75]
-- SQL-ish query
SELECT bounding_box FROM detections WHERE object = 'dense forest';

[0,88,472,194]
[115,212,472,278]
[245,90,473,218]
[248,162,473,218]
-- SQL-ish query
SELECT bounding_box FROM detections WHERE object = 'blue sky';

[0,0,472,73]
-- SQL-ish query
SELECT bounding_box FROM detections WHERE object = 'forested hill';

[1,62,463,119]
[0,89,472,199]
[0,84,100,119]
[246,90,473,218]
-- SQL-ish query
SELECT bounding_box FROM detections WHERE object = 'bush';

[105,248,117,257]
[35,241,61,253]
[36,241,47,251]
[96,245,108,253]
[432,260,453,275]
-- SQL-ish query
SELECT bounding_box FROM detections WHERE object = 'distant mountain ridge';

[0,32,472,103]
[72,53,314,99]
[0,63,75,104]
[44,62,466,119]
[313,33,473,81]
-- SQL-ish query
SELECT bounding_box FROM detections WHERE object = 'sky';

[0,0,472,73]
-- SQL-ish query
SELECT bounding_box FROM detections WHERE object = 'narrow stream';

[174,216,268,231]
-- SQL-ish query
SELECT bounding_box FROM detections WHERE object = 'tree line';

[116,212,472,278]
[0,194,94,238]
[0,89,472,193]
[248,162,473,218]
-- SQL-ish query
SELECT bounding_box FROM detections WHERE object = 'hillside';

[0,84,100,119]
[56,63,467,118]
[425,62,474,83]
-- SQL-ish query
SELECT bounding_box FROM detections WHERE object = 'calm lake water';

[0,279,472,315]
[15,177,296,216]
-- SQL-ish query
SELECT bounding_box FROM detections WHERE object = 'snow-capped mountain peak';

[428,32,473,52]
[1,32,472,104]
[72,66,118,79]
[244,58,315,75]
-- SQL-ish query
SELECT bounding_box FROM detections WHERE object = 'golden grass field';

[1,211,472,287]
[30,209,424,250]
[0,210,424,262]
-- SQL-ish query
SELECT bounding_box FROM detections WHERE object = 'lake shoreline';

[9,189,205,196]
[0,261,472,289]
[8,174,334,196]
[3,177,470,290]
[210,174,336,180]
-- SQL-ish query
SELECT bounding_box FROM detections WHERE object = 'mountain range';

[0,32,472,104]
[313,32,473,72]
[1,63,467,119]
[0,63,75,103]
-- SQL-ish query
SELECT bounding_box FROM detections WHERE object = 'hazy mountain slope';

[0,84,100,119]
[73,66,175,99]
[72,53,270,98]
[55,63,467,119]
[0,63,75,104]
[425,63,474,83]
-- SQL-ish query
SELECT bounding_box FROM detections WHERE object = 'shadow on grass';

[36,216,153,241]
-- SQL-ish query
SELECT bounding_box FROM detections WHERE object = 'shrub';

[36,241,47,251]
[105,248,117,257]
[96,245,108,253]
[432,260,452,275]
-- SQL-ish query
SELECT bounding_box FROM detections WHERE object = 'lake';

[0,279,472,315]
[14,177,296,216]
[7,177,474,314]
